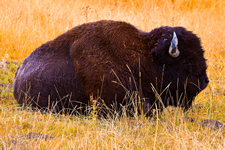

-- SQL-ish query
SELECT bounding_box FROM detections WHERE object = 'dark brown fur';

[13,20,209,115]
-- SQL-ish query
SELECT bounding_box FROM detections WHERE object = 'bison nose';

[200,76,209,90]
[205,77,209,84]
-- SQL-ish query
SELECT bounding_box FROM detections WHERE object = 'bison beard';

[13,20,209,116]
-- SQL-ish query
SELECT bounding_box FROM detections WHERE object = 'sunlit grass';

[0,0,225,149]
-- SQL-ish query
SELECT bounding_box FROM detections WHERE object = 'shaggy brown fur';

[13,20,209,115]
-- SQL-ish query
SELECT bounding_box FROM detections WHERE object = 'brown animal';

[13,20,209,115]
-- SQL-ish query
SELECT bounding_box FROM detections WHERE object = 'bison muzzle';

[13,20,209,116]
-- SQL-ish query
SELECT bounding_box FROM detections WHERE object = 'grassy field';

[0,0,225,149]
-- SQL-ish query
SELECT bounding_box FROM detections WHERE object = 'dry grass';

[0,0,225,149]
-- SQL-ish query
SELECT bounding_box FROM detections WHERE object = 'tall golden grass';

[0,0,225,149]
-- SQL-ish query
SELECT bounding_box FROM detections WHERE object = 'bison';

[13,20,209,116]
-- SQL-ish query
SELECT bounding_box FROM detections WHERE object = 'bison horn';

[169,32,180,58]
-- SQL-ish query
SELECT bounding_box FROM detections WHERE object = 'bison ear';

[169,32,180,58]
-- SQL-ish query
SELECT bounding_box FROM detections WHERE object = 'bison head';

[142,26,209,112]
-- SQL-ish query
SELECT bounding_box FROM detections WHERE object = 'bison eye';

[182,60,193,71]
[182,60,186,64]
[182,58,193,65]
